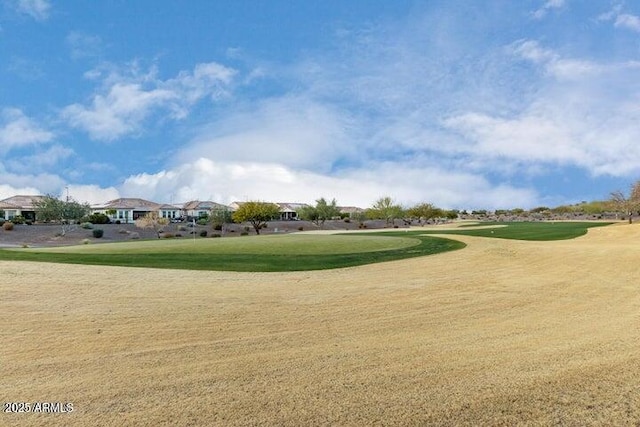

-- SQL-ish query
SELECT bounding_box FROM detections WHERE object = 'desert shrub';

[24,220,32,225]
[21,243,29,248]
[88,213,110,224]
[3,222,14,231]
[178,225,187,231]
[92,229,104,238]
[118,228,129,234]
[81,222,93,229]
[240,231,249,236]
[129,232,140,239]
[243,226,250,232]
[298,226,304,231]
[190,230,197,235]
[211,233,221,238]
[115,220,121,224]
[213,224,222,231]
[197,218,208,226]
[11,215,25,224]
[199,230,208,237]
[163,233,174,239]
[0,219,4,226]
[343,218,351,223]
[175,233,182,237]
[82,239,90,245]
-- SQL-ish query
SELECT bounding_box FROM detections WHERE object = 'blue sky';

[2,0,640,209]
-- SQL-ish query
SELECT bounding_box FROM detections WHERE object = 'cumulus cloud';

[120,157,537,210]
[599,5,640,32]
[0,108,53,152]
[5,144,74,171]
[66,31,104,59]
[66,185,120,205]
[62,61,236,141]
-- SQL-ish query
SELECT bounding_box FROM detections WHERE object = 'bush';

[82,239,90,245]
[175,233,182,238]
[213,224,223,231]
[298,226,304,231]
[92,229,104,238]
[118,228,129,234]
[88,213,110,224]
[240,231,249,236]
[211,233,221,238]
[115,220,121,224]
[178,226,187,232]
[197,218,208,226]
[81,222,94,229]
[163,233,174,239]
[129,232,140,239]
[11,215,25,224]
[0,219,4,226]
[24,220,32,225]
[199,230,208,237]
[3,222,14,231]
[343,218,351,223]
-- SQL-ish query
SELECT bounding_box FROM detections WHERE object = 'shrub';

[129,232,140,239]
[298,226,304,231]
[197,218,208,226]
[11,215,25,224]
[88,213,110,224]
[3,222,14,231]
[118,228,129,234]
[178,225,187,231]
[81,222,94,229]
[211,233,221,238]
[163,233,174,239]
[175,233,182,238]
[21,243,29,248]
[92,229,104,238]
[213,224,222,231]
[199,230,208,237]
[82,239,90,245]
[343,218,351,223]
[0,219,4,226]
[24,220,32,225]
[115,220,121,224]
[240,231,249,236]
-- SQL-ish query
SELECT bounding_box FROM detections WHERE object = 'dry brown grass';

[2,223,640,426]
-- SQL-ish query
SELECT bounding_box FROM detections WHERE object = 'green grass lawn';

[0,233,464,272]
[0,222,612,271]
[420,221,612,241]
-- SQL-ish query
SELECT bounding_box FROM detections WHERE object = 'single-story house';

[338,206,366,218]
[0,195,46,222]
[276,203,309,220]
[92,198,162,224]
[182,200,230,219]
[158,204,183,220]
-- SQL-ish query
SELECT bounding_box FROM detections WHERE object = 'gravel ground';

[0,219,397,247]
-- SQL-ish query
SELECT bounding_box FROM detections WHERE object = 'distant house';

[338,206,366,218]
[229,201,309,220]
[0,195,46,222]
[182,200,230,220]
[158,204,183,221]
[92,198,162,224]
[276,202,309,220]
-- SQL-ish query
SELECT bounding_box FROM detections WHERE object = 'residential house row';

[0,195,364,224]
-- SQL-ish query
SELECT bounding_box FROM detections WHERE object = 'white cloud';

[0,108,53,152]
[62,62,236,141]
[12,0,50,21]
[66,185,120,205]
[179,95,355,172]
[120,157,538,210]
[5,145,74,172]
[0,184,41,200]
[532,0,566,19]
[615,13,640,32]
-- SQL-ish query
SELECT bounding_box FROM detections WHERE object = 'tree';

[34,194,91,235]
[209,208,234,234]
[609,181,640,224]
[407,203,444,225]
[232,201,280,235]
[297,197,340,228]
[135,212,169,238]
[368,196,404,226]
